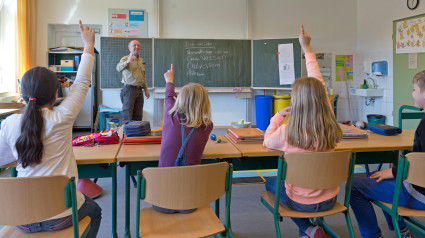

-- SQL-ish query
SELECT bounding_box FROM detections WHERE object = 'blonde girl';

[154,64,213,214]
[263,25,342,238]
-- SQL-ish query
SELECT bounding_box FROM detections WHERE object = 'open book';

[339,123,368,139]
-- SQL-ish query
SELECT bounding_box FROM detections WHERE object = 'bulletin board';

[108,8,148,38]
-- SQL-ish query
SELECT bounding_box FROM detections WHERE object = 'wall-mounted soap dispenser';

[372,61,388,76]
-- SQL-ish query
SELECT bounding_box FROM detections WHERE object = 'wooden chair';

[372,153,425,238]
[260,151,355,238]
[0,175,91,238]
[135,162,233,238]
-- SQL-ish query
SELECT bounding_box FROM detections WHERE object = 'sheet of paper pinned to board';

[278,43,295,85]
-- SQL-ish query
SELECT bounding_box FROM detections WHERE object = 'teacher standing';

[116,40,150,124]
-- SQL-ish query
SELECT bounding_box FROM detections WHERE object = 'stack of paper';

[225,128,264,144]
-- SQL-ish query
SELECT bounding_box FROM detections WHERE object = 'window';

[0,0,17,94]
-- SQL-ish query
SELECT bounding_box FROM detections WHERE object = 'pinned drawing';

[396,16,425,54]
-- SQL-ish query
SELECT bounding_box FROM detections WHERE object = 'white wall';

[343,0,425,126]
[159,0,248,39]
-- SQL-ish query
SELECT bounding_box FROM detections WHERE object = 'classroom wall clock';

[407,0,419,10]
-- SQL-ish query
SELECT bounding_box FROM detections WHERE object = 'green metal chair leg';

[344,211,355,238]
[274,215,282,238]
[392,217,402,238]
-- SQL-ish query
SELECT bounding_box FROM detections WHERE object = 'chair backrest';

[0,175,70,225]
[404,153,425,188]
[283,150,352,189]
[141,162,230,210]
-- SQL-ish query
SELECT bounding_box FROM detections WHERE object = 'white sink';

[349,88,384,97]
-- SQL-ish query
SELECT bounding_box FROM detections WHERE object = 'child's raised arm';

[299,24,312,54]
[300,24,331,110]
[164,64,174,83]
[79,20,95,56]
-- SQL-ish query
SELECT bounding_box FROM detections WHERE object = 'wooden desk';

[73,143,120,238]
[0,108,20,116]
[336,130,414,152]
[116,135,241,162]
[117,135,241,237]
[73,143,120,164]
[225,136,283,157]
[0,102,24,109]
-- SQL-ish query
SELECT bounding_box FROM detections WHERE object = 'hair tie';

[29,98,36,101]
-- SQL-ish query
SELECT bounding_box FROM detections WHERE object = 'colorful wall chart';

[335,55,353,81]
[108,9,148,38]
[396,15,425,54]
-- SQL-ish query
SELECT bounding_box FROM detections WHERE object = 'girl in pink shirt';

[263,25,343,238]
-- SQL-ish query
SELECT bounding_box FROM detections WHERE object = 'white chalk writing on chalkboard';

[184,41,232,78]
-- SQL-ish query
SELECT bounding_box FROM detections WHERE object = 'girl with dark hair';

[0,21,101,237]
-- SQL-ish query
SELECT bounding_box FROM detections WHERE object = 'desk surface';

[336,130,414,152]
[225,135,284,157]
[0,108,20,116]
[73,142,121,164]
[117,135,241,162]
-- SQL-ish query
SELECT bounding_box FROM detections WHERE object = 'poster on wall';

[108,9,148,37]
[396,16,425,54]
[335,55,353,81]
[278,43,295,85]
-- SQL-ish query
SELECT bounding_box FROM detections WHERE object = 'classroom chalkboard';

[100,37,152,89]
[253,38,302,88]
[154,39,251,87]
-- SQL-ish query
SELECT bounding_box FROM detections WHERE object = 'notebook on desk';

[227,128,265,139]
[339,123,368,139]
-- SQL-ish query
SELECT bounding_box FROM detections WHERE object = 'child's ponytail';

[16,67,59,168]
[15,98,44,168]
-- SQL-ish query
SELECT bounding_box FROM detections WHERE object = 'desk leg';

[112,163,117,238]
[125,163,131,238]
[11,167,17,177]
[215,199,220,218]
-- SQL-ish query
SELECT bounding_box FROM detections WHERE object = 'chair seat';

[261,191,347,218]
[0,216,91,238]
[377,201,425,217]
[139,206,225,238]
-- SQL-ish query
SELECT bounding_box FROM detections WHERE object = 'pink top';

[263,52,339,205]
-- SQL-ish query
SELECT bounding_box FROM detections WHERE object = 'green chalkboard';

[100,37,152,89]
[154,39,251,87]
[253,38,302,88]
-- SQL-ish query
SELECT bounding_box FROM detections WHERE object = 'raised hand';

[299,24,312,53]
[278,106,292,117]
[79,20,95,55]
[164,64,174,83]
